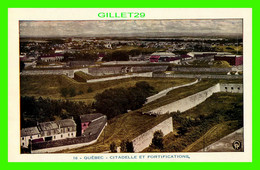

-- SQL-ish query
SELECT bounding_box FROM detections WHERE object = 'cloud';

[19,19,243,37]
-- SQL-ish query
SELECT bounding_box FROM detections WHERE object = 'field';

[58,110,171,153]
[20,74,196,104]
[143,92,243,152]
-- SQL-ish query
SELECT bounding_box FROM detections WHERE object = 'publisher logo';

[232,140,242,150]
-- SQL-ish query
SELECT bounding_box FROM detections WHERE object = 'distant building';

[180,54,193,61]
[39,54,64,62]
[214,55,243,66]
[187,52,232,58]
[21,118,76,148]
[150,52,180,64]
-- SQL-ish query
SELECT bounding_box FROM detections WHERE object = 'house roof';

[215,55,243,58]
[80,113,105,123]
[21,127,40,137]
[82,115,107,137]
[38,121,59,131]
[57,119,76,128]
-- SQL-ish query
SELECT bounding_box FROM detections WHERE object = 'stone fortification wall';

[88,66,123,76]
[171,67,232,73]
[132,66,168,72]
[153,73,242,79]
[86,72,153,83]
[146,79,199,104]
[149,84,221,115]
[149,83,243,115]
[220,83,243,93]
[132,117,173,153]
[21,68,88,78]
[88,65,168,76]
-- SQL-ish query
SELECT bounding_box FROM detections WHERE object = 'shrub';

[151,130,164,150]
[110,142,117,153]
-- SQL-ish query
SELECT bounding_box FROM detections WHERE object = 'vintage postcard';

[8,8,252,162]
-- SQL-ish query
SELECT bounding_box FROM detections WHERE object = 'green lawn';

[20,74,196,104]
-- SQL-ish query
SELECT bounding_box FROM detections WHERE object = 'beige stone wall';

[132,117,173,153]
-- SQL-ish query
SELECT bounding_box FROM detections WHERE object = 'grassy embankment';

[143,92,243,152]
[20,73,196,105]
[59,78,242,153]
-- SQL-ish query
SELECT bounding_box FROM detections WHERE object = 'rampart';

[149,83,243,115]
[170,67,232,72]
[86,72,153,83]
[21,68,89,78]
[145,79,199,104]
[153,73,242,79]
[132,117,173,153]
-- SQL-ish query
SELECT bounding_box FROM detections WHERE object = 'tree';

[20,61,25,72]
[102,50,129,61]
[120,139,134,152]
[94,81,155,119]
[60,88,69,98]
[69,87,76,97]
[151,130,164,150]
[126,140,134,152]
[110,142,117,153]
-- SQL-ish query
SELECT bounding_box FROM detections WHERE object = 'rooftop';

[57,119,76,128]
[82,116,107,137]
[21,127,40,137]
[215,55,243,58]
[38,121,59,131]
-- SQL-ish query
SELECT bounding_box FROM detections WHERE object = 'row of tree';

[21,96,92,128]
[94,81,156,119]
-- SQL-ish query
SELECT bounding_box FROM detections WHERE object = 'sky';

[19,19,243,37]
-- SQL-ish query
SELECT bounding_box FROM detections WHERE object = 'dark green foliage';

[126,140,134,152]
[151,130,164,150]
[60,87,78,97]
[21,96,92,128]
[177,127,188,136]
[120,139,134,152]
[120,140,127,152]
[78,90,84,95]
[69,87,76,97]
[110,142,117,153]
[60,88,69,98]
[87,87,93,93]
[94,81,155,119]
[102,50,129,61]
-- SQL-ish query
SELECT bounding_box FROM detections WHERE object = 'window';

[61,135,63,138]
[38,134,40,137]
[68,133,70,137]
[238,87,240,90]
[231,87,234,90]
[68,128,70,132]
[30,136,32,139]
[225,87,227,89]
[22,137,24,140]
[54,136,56,139]
[71,133,73,136]
[22,143,24,146]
